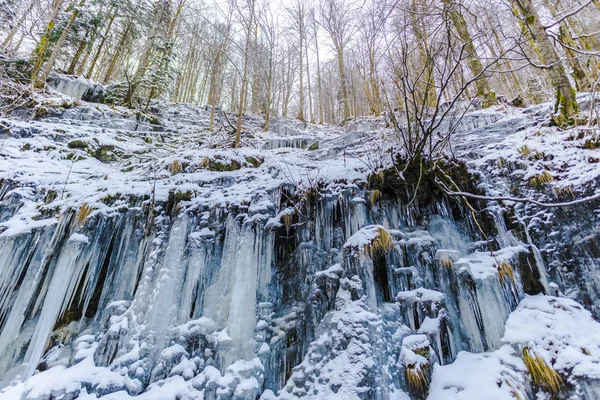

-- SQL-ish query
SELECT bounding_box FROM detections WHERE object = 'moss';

[518,145,531,157]
[244,156,263,168]
[94,145,116,163]
[584,139,600,149]
[44,190,58,204]
[200,156,242,171]
[170,190,193,202]
[552,86,579,128]
[136,111,161,125]
[100,193,122,206]
[21,143,32,151]
[34,106,49,120]
[68,140,89,149]
[308,141,319,151]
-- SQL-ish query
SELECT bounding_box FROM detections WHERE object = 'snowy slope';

[1,88,600,399]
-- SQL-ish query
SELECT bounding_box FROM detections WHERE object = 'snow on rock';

[503,295,600,379]
[428,346,528,400]
[1,89,600,399]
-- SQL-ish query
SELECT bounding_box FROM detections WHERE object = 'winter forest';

[1,0,600,398]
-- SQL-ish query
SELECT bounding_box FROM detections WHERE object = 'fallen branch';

[439,187,600,208]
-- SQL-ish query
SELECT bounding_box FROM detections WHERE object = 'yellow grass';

[364,228,394,258]
[77,204,93,224]
[529,171,554,190]
[370,189,382,206]
[405,365,429,398]
[170,159,183,175]
[523,347,563,394]
[282,213,292,230]
[497,261,515,284]
[439,253,453,269]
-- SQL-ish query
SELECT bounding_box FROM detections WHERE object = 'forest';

[1,0,598,132]
[2,1,600,400]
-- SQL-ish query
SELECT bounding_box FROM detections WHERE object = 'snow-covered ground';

[1,87,600,399]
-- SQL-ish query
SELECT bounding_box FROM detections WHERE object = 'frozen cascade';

[1,98,600,399]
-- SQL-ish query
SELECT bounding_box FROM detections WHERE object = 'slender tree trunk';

[86,11,116,79]
[336,45,351,121]
[2,0,34,49]
[234,5,254,147]
[305,36,314,123]
[297,28,305,121]
[103,21,132,83]
[314,28,324,123]
[67,31,90,74]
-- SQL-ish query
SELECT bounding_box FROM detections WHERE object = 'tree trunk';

[2,0,34,49]
[336,45,351,121]
[86,12,116,79]
[234,4,254,148]
[444,0,496,107]
[511,0,578,125]
[305,35,314,123]
[67,31,90,75]
[103,21,132,83]
[314,28,324,123]
[297,25,305,121]
[30,0,65,88]
[40,0,86,83]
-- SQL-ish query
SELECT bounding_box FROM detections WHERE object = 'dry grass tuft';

[170,159,183,175]
[364,227,394,258]
[496,157,507,169]
[405,364,429,398]
[77,203,93,224]
[553,185,574,200]
[529,171,554,190]
[518,145,531,157]
[200,157,210,168]
[439,253,453,269]
[282,213,293,230]
[373,170,385,187]
[370,189,382,206]
[497,261,515,283]
[523,347,563,395]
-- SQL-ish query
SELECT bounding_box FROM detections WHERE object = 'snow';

[1,89,600,399]
[503,295,600,378]
[428,346,528,400]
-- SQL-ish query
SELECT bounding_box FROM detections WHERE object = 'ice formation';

[1,87,600,399]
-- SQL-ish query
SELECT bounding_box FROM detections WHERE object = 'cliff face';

[1,93,600,399]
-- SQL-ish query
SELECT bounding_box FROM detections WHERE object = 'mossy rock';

[33,106,50,120]
[202,156,242,171]
[244,156,264,168]
[93,145,117,163]
[68,140,89,149]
